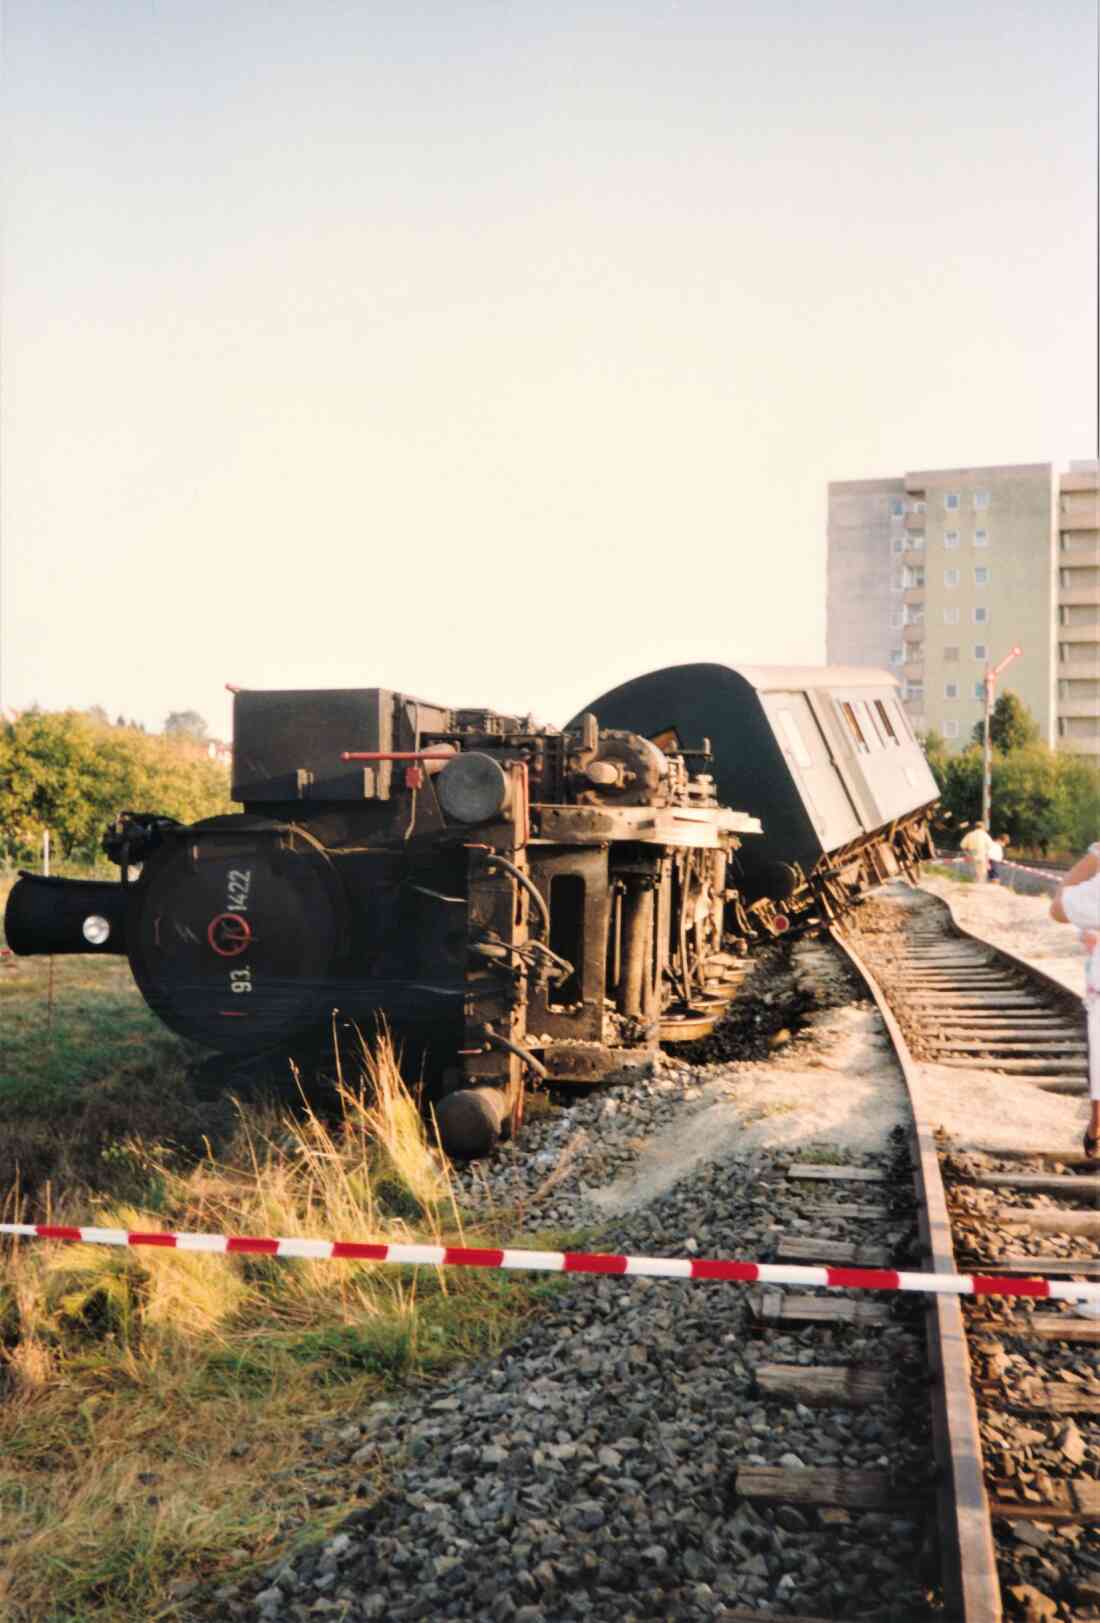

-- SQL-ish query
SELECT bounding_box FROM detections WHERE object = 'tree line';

[0,709,232,866]
[923,692,1100,855]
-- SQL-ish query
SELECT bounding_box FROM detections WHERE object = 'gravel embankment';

[182,930,941,1622]
[191,1145,936,1620]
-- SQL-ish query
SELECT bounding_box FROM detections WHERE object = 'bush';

[0,711,232,865]
[926,735,1100,855]
[1056,751,1100,853]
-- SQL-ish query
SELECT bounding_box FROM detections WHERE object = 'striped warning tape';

[2,1222,1099,1302]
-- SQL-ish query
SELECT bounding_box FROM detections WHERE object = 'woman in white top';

[1051,844,1100,1158]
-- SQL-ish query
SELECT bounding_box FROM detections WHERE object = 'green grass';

[921,862,975,885]
[0,872,247,1208]
[0,873,579,1620]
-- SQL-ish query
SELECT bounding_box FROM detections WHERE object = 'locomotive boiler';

[5,686,761,1155]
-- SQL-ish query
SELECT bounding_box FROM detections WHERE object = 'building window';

[905,683,924,703]
[974,489,990,509]
[974,528,989,547]
[908,499,926,514]
[944,568,960,587]
[944,607,960,625]
[944,720,960,739]
[974,644,987,661]
[945,492,960,510]
[889,498,905,516]
[904,606,924,626]
[974,606,988,623]
[944,646,960,662]
[893,537,906,554]
[945,682,959,699]
[909,533,925,549]
[974,681,985,699]
[944,530,960,549]
[903,567,925,589]
[890,647,904,665]
[974,567,989,586]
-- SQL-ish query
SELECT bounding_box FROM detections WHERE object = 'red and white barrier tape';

[2,1222,1099,1302]
[945,855,1059,888]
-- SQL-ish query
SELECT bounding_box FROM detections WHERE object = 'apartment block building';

[1058,463,1100,753]
[827,461,1099,757]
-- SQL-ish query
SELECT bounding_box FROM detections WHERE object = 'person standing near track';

[960,821,993,884]
[987,832,1005,885]
[1051,844,1100,1159]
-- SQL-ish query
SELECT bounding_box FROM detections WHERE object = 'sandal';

[1083,1130,1100,1162]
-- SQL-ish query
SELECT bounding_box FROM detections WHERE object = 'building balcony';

[1058,699,1100,719]
[1059,536,1100,563]
[904,513,926,532]
[1057,623,1100,644]
[1061,735,1100,757]
[902,587,925,607]
[1058,583,1100,608]
[1058,660,1100,680]
[902,662,924,682]
[902,623,924,642]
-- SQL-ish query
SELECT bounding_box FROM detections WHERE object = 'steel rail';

[930,888,1086,1012]
[829,922,1002,1622]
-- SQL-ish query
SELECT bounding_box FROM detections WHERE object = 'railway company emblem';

[207,913,253,957]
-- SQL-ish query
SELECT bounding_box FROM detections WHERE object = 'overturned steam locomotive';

[4,665,937,1155]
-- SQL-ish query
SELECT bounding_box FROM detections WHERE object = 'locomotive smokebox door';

[126,822,350,1054]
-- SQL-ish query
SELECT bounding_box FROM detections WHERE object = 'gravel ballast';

[192,1170,935,1615]
[184,916,954,1622]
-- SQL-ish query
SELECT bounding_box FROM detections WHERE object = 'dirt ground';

[588,879,1092,1212]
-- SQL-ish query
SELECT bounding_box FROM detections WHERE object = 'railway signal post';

[981,644,1022,832]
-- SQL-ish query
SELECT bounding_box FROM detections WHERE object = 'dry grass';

[0,1034,561,1622]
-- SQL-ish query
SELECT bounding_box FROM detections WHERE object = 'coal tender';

[574,663,937,934]
[4,687,760,1154]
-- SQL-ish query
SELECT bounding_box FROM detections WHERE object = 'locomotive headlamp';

[437,752,511,824]
[82,915,111,945]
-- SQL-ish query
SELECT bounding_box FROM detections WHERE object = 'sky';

[2,0,1097,741]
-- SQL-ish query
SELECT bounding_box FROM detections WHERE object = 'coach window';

[874,699,900,744]
[838,701,870,753]
[889,698,914,741]
[857,699,884,747]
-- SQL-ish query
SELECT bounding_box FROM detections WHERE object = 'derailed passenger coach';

[574,664,937,934]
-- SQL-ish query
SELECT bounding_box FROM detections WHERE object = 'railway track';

[835,885,1096,1622]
